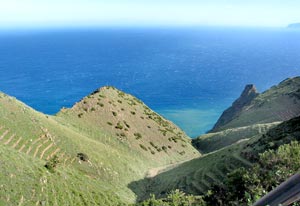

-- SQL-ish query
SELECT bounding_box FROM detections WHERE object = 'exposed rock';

[210,84,259,132]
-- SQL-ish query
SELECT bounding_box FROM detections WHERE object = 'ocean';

[0,27,299,137]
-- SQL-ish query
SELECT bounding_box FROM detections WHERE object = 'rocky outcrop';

[210,84,259,132]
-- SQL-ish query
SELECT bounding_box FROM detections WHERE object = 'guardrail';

[254,173,300,206]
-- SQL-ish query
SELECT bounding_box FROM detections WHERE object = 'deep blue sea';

[0,27,300,137]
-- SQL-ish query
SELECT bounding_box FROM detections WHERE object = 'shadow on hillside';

[128,157,205,202]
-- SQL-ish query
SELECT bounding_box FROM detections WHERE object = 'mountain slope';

[211,77,300,132]
[192,122,280,153]
[131,116,300,202]
[0,88,199,205]
[210,84,259,132]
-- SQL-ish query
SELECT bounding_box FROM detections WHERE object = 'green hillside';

[1,77,299,206]
[211,77,300,132]
[132,116,300,203]
[192,122,280,153]
[192,77,300,154]
[0,88,199,205]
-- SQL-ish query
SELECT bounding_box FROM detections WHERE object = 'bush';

[131,111,136,115]
[115,122,123,130]
[45,155,59,173]
[205,141,300,206]
[77,153,89,161]
[139,144,148,151]
[134,133,142,140]
[107,122,113,126]
[97,102,104,107]
[112,111,117,116]
[123,121,130,128]
[137,190,206,206]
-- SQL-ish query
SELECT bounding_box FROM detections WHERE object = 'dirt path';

[146,158,197,178]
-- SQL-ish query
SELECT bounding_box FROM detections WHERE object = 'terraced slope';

[192,122,280,153]
[129,140,252,201]
[0,88,199,205]
[131,116,300,202]
[211,77,300,132]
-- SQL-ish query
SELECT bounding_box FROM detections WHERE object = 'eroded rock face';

[210,84,259,132]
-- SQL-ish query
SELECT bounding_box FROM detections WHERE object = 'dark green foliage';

[134,133,142,140]
[139,144,148,151]
[179,151,185,155]
[117,100,122,104]
[242,116,300,161]
[120,132,127,138]
[131,111,136,115]
[205,141,300,205]
[162,146,167,152]
[115,122,123,130]
[137,190,206,206]
[112,111,117,116]
[107,122,113,126]
[77,153,89,162]
[123,121,130,128]
[97,102,104,107]
[91,107,96,111]
[78,113,83,118]
[45,155,59,173]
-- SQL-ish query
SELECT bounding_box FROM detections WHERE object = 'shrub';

[134,133,142,140]
[120,132,126,137]
[97,102,104,107]
[130,111,136,115]
[107,122,113,126]
[112,111,117,116]
[115,122,123,130]
[179,151,185,155]
[123,121,130,128]
[78,113,83,118]
[137,190,206,206]
[139,144,148,151]
[77,153,89,161]
[45,155,59,173]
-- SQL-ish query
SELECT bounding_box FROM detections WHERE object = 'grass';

[193,122,280,153]
[213,77,300,132]
[0,87,200,205]
[129,140,253,201]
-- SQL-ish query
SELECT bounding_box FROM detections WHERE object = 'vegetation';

[138,141,300,206]
[45,155,60,173]
[205,141,300,205]
[137,190,206,206]
[0,77,299,205]
[134,133,142,140]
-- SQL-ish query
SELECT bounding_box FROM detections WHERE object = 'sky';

[0,0,300,28]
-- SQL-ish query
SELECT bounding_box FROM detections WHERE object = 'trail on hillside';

[146,158,197,178]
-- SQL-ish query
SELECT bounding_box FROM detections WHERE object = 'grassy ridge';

[213,77,300,132]
[0,88,199,205]
[192,122,280,153]
[131,116,300,203]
